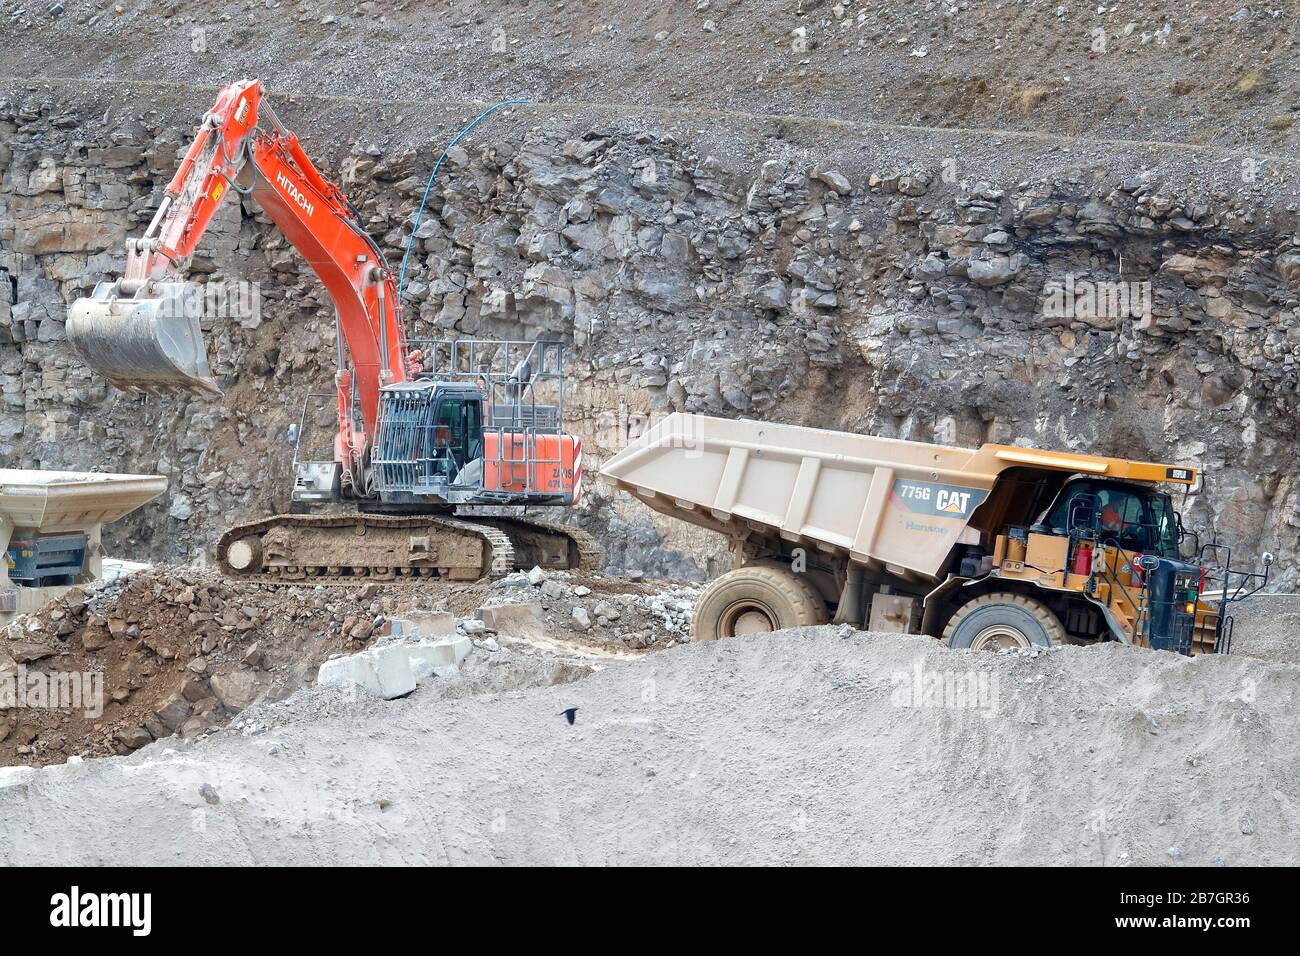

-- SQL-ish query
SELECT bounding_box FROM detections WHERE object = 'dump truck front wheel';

[692,564,828,641]
[943,593,1066,651]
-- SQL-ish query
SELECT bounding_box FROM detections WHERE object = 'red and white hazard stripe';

[572,437,583,504]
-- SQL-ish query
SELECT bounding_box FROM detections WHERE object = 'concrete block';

[319,634,471,695]
[406,635,471,680]
[389,611,456,638]
[0,766,36,790]
[318,643,417,700]
[371,645,418,698]
[475,602,543,633]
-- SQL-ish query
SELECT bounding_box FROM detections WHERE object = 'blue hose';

[397,98,529,305]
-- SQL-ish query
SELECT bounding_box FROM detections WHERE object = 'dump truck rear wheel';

[943,593,1066,650]
[692,564,828,641]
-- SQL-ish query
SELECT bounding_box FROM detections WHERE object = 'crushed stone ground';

[2,627,1295,866]
[0,565,696,766]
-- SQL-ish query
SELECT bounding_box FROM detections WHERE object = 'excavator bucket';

[67,281,219,396]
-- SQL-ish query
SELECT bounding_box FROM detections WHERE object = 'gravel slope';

[4,0,1296,150]
[1227,593,1300,665]
[2,628,1295,866]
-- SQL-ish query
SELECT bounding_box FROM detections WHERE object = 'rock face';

[1,90,1298,585]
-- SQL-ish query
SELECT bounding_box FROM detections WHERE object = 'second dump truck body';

[600,414,1269,654]
[0,470,168,624]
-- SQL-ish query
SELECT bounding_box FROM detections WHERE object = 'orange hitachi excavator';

[67,79,598,582]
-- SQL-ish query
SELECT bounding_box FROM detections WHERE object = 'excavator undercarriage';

[217,512,601,583]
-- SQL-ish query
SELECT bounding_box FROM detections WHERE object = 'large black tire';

[691,564,829,642]
[943,593,1066,650]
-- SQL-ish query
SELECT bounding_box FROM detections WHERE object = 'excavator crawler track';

[216,513,516,584]
[215,513,601,585]
[487,515,603,572]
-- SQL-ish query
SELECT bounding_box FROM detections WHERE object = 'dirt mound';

[1225,593,1300,665]
[0,566,694,766]
[0,568,371,766]
[3,627,1295,865]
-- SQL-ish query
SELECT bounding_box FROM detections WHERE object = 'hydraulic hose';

[397,98,529,307]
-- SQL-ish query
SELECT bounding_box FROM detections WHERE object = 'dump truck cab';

[956,470,1228,654]
[600,414,1272,655]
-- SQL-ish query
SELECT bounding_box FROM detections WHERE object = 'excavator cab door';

[67,280,219,396]
[433,394,483,486]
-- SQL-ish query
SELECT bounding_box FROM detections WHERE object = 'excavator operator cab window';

[1037,479,1180,558]
[433,397,481,477]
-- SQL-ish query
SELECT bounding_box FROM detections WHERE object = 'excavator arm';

[68,79,413,488]
[67,80,599,584]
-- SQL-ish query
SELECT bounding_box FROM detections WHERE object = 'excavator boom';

[67,79,409,480]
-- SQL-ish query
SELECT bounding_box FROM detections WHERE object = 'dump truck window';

[1098,488,1178,558]
[1045,483,1099,532]
[1147,494,1181,559]
[1045,481,1179,558]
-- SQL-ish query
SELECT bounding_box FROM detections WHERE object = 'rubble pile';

[0,566,697,767]
[0,569,362,765]
[628,586,699,637]
[479,567,700,651]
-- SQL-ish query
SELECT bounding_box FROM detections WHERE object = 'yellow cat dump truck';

[600,414,1273,654]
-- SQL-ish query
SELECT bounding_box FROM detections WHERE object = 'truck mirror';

[1263,551,1275,566]
[1138,555,1160,571]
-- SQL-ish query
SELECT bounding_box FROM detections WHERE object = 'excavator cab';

[368,339,582,507]
[368,381,487,503]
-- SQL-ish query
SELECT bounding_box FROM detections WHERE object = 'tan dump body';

[0,470,168,621]
[600,413,1193,582]
[0,470,168,532]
